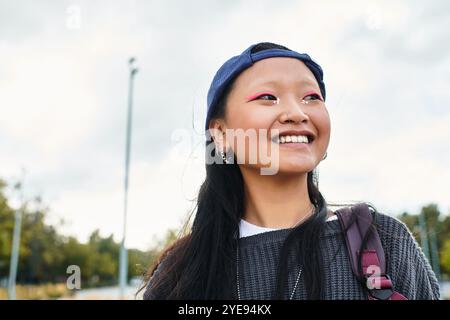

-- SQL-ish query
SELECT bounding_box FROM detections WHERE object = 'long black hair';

[140,42,379,300]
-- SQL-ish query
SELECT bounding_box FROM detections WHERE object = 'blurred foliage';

[0,178,161,288]
[0,283,69,300]
[399,203,450,280]
[441,239,450,274]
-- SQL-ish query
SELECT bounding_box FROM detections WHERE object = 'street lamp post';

[119,57,138,299]
[8,170,26,300]
[418,212,430,262]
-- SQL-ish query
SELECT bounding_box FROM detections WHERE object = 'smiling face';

[210,57,331,175]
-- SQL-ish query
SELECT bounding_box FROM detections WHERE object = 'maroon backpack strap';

[335,203,407,300]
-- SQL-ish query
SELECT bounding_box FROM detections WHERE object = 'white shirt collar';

[239,214,338,238]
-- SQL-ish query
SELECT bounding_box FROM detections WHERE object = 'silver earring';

[322,152,328,160]
[219,150,229,164]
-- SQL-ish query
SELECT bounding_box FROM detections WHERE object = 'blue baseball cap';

[205,42,326,131]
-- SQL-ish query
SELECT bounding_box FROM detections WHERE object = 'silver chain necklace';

[236,243,303,300]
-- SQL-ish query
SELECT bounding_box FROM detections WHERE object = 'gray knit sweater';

[144,212,440,300]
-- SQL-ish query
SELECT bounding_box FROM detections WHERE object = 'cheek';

[312,107,330,136]
[225,106,276,162]
[226,105,275,131]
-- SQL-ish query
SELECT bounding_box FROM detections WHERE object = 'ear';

[208,119,228,150]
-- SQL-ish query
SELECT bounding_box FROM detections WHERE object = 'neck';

[240,168,315,229]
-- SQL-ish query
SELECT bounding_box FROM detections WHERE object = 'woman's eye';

[303,93,322,101]
[255,94,277,101]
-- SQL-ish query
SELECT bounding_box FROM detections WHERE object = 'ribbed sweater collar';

[238,219,342,248]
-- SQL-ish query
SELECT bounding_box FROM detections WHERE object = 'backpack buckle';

[366,274,395,300]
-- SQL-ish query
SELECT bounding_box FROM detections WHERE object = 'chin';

[279,157,317,168]
[276,163,317,175]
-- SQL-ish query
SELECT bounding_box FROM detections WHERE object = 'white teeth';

[276,135,310,144]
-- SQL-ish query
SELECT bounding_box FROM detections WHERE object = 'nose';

[278,96,310,124]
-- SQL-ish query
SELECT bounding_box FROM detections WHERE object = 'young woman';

[142,42,440,300]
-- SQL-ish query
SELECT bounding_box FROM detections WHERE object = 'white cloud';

[320,112,450,214]
[47,139,205,251]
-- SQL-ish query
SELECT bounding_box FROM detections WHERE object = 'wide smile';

[271,134,315,149]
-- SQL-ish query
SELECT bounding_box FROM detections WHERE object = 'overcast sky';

[1,0,449,250]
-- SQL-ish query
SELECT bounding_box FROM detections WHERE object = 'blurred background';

[0,0,449,299]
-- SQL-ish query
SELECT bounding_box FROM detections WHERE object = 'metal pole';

[8,208,22,300]
[418,212,430,262]
[429,230,441,281]
[8,174,25,300]
[119,57,138,299]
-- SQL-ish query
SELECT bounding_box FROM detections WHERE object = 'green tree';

[441,239,450,275]
[0,179,15,278]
